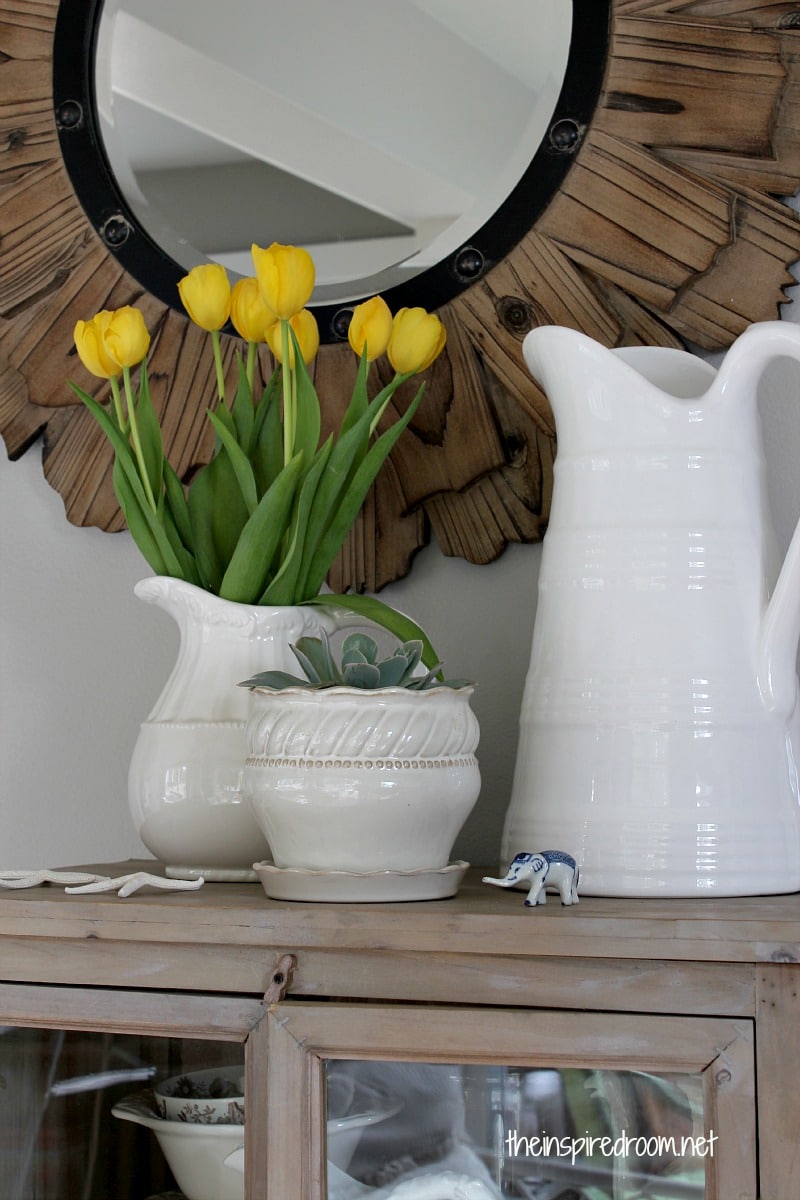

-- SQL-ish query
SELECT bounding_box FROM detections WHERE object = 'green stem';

[291,360,298,450]
[368,371,414,436]
[245,341,257,392]
[281,319,294,466]
[211,329,226,404]
[123,365,157,512]
[109,375,127,433]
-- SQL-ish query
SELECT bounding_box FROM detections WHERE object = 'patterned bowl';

[154,1065,244,1125]
[113,1084,402,1200]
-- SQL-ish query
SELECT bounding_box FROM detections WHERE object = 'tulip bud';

[387,307,446,375]
[348,296,393,362]
[230,277,277,343]
[251,242,315,320]
[178,263,232,331]
[266,310,320,367]
[104,306,151,369]
[73,311,121,379]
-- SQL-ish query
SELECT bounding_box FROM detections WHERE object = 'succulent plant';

[239,630,472,692]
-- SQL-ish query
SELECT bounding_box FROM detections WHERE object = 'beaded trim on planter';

[245,755,478,770]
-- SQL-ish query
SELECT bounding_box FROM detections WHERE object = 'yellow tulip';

[266,310,320,366]
[103,306,151,369]
[73,311,121,379]
[387,307,446,374]
[230,277,277,343]
[251,242,315,320]
[178,263,232,331]
[348,296,393,362]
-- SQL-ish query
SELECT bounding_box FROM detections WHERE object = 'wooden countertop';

[0,861,798,967]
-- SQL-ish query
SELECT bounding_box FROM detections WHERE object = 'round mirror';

[92,0,572,305]
[54,0,604,341]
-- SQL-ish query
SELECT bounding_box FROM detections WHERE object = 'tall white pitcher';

[502,322,800,896]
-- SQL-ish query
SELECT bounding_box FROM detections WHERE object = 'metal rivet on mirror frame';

[331,307,354,341]
[548,118,583,153]
[101,214,132,248]
[452,246,485,283]
[55,100,83,131]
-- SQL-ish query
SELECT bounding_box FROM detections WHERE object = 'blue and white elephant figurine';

[483,850,580,907]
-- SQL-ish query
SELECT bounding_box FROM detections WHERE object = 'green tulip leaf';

[259,437,333,606]
[111,458,169,577]
[251,371,283,494]
[293,382,417,598]
[288,327,322,468]
[218,453,304,603]
[161,504,201,586]
[211,400,236,438]
[162,460,194,552]
[366,371,415,437]
[207,409,258,515]
[301,383,424,597]
[133,365,164,503]
[186,450,250,593]
[73,383,185,577]
[339,349,370,438]
[231,355,255,450]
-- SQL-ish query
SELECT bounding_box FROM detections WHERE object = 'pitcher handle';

[758,518,800,712]
[718,323,800,712]
[714,320,800,403]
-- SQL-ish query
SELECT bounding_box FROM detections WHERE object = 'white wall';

[3,299,800,872]
[0,441,541,870]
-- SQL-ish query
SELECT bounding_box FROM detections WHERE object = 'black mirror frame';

[52,0,610,343]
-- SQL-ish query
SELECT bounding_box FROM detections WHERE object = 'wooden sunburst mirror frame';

[3,0,800,592]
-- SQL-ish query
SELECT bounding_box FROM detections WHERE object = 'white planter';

[129,577,349,881]
[244,685,480,881]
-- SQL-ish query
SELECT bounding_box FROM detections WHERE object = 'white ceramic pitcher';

[502,322,800,896]
[128,577,352,881]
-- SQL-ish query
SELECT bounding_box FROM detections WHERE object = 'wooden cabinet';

[0,862,797,1198]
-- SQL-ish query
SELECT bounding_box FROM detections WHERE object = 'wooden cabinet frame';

[0,865,799,1196]
[264,1001,756,1200]
[0,981,271,1196]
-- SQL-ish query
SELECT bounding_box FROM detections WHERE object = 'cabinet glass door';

[0,983,264,1200]
[265,1003,756,1200]
[0,1027,244,1200]
[323,1060,708,1198]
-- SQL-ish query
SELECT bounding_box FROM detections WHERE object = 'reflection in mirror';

[93,0,572,305]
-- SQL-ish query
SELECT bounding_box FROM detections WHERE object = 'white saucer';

[253,860,469,902]
[165,864,258,883]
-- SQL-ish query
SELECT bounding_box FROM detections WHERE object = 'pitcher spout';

[522,326,715,453]
[522,326,611,425]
